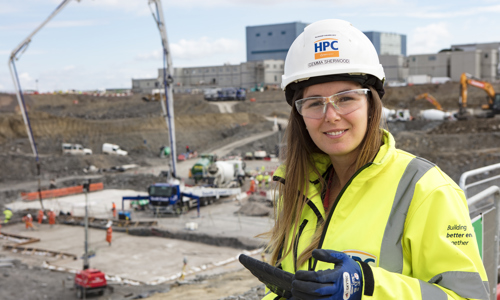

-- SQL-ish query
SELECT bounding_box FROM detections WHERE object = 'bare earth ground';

[1,83,500,299]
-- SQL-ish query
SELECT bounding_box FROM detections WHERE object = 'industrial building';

[132,22,499,94]
[131,78,160,94]
[246,22,308,62]
[155,60,283,94]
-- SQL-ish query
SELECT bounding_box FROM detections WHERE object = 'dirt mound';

[1,85,500,197]
[428,117,500,134]
[235,195,272,217]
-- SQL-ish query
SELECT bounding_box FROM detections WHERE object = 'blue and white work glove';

[291,249,363,300]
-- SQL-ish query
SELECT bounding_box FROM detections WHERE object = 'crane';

[414,93,444,111]
[458,73,500,119]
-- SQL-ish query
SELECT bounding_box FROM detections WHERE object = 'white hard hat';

[282,19,385,105]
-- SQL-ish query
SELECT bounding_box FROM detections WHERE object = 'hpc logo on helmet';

[314,38,339,60]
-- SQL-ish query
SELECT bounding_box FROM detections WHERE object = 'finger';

[292,283,337,300]
[312,249,347,265]
[294,269,343,284]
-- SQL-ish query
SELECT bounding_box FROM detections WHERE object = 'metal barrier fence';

[459,163,500,300]
[460,163,500,199]
[467,186,500,300]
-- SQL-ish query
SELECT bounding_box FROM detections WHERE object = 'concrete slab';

[1,222,257,285]
[6,188,274,247]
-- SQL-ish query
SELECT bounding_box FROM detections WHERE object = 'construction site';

[2,1,500,299]
[1,78,500,299]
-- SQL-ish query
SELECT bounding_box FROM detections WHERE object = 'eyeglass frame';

[294,88,371,119]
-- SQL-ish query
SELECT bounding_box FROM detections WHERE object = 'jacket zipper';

[293,219,308,272]
[312,162,373,270]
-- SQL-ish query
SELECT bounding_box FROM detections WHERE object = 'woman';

[262,19,489,300]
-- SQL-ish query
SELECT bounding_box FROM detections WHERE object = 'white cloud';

[368,3,500,19]
[408,22,451,55]
[135,37,243,63]
[136,50,163,61]
[19,72,34,82]
[158,0,400,8]
[63,65,76,71]
[79,0,151,15]
[170,37,242,60]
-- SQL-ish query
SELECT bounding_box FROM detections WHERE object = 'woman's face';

[301,80,369,162]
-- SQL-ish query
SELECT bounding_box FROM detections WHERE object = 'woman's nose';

[324,102,341,122]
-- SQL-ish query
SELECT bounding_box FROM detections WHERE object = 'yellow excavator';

[458,73,500,119]
[414,93,444,111]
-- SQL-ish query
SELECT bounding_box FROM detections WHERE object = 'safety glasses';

[295,88,370,119]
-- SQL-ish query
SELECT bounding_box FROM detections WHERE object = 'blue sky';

[1,0,500,93]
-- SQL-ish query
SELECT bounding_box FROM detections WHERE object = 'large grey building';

[364,32,407,56]
[131,78,159,94]
[406,42,499,82]
[169,59,284,93]
[246,22,308,62]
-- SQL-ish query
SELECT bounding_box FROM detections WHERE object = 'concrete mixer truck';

[189,153,218,184]
[207,160,246,188]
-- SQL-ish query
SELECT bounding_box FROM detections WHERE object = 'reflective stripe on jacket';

[263,130,489,300]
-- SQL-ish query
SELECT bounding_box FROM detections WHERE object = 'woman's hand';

[291,249,363,300]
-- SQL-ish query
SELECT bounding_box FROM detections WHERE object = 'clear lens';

[295,88,369,119]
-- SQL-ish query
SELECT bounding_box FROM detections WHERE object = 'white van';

[102,143,128,156]
[62,143,92,155]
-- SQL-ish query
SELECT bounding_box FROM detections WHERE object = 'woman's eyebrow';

[304,88,351,98]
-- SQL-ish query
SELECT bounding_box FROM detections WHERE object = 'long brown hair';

[266,85,384,268]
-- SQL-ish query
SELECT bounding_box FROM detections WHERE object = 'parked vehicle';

[253,150,267,160]
[62,143,92,155]
[203,88,221,101]
[204,87,246,101]
[124,179,241,215]
[102,143,127,156]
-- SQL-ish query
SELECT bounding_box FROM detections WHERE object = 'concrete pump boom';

[7,0,78,210]
[148,0,178,179]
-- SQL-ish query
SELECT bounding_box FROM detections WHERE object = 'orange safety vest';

[37,210,44,224]
[249,180,256,193]
[23,216,34,229]
[106,227,112,244]
[48,211,56,225]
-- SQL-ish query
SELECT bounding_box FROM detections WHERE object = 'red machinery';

[74,268,107,299]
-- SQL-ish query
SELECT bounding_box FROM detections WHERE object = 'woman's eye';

[338,96,354,103]
[305,99,323,108]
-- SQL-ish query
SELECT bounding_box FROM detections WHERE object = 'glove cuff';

[358,261,374,297]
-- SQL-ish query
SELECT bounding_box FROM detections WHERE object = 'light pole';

[36,79,38,92]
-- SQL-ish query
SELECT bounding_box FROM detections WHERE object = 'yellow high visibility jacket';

[264,131,489,300]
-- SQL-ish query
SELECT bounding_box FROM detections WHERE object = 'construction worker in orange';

[111,202,117,218]
[106,221,112,246]
[37,209,44,224]
[248,177,256,194]
[22,214,35,230]
[48,209,56,227]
